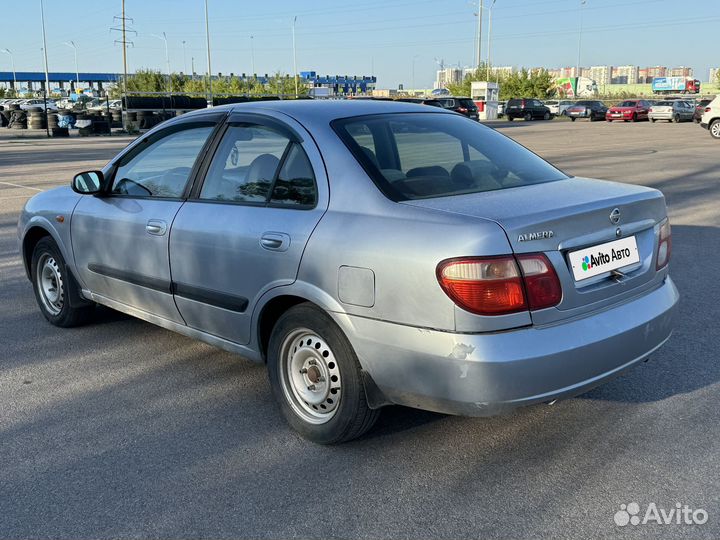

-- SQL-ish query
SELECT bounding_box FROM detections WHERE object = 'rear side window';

[200,125,289,203]
[200,123,317,207]
[333,112,568,201]
[458,99,476,109]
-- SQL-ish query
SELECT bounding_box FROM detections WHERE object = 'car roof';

[182,99,455,124]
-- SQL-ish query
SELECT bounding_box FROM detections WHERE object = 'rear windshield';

[332,112,568,201]
[458,98,477,109]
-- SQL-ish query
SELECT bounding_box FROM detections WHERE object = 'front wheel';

[31,237,94,327]
[710,120,720,139]
[524,112,532,121]
[507,116,514,121]
[632,113,638,122]
[543,111,550,120]
[651,118,656,123]
[570,117,576,122]
[267,303,380,444]
[673,114,680,123]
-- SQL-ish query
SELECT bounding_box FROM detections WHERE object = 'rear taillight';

[656,219,672,270]
[437,257,525,315]
[458,107,468,113]
[516,254,563,310]
[437,254,561,316]
[705,107,712,113]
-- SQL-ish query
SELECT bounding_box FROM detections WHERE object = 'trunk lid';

[401,177,667,324]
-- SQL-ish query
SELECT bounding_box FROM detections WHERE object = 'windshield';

[656,101,673,106]
[617,101,638,107]
[332,112,568,201]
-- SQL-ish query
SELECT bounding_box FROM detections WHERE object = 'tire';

[632,113,638,122]
[651,118,656,123]
[267,303,380,444]
[543,111,550,120]
[710,120,720,139]
[524,112,532,121]
[607,119,612,122]
[507,116,514,121]
[673,114,680,123]
[570,117,576,122]
[30,237,94,327]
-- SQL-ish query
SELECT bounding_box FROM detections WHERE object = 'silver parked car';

[649,100,694,123]
[18,101,678,443]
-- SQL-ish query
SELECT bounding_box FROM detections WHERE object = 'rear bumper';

[700,122,709,130]
[340,277,678,416]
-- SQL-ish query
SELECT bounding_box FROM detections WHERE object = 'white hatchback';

[700,96,720,138]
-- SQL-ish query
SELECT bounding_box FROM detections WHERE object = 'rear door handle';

[260,232,290,252]
[146,219,167,236]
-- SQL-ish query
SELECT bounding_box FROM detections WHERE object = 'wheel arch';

[22,225,54,280]
[254,282,347,363]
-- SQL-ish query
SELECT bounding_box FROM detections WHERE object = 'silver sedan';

[18,100,678,443]
[649,100,695,122]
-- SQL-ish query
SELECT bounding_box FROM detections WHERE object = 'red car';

[605,100,652,122]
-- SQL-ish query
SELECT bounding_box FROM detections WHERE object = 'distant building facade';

[710,67,720,83]
[611,65,639,84]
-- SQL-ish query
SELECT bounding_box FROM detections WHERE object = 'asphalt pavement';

[1,120,718,539]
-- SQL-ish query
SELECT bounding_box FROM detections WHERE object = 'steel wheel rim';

[279,328,341,425]
[37,253,64,315]
[711,123,720,137]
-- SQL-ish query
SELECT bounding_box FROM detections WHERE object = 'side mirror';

[72,170,104,194]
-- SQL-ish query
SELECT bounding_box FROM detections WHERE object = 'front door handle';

[146,219,167,236]
[260,232,290,252]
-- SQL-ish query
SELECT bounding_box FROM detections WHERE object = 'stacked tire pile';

[111,108,122,127]
[28,107,47,130]
[0,106,8,127]
[8,107,27,130]
[48,112,69,137]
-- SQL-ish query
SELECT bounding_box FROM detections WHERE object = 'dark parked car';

[694,99,713,123]
[394,98,445,108]
[565,100,608,122]
[505,98,552,121]
[436,97,479,120]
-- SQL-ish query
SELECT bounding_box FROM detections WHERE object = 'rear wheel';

[651,118,656,123]
[507,116,514,121]
[710,120,720,139]
[673,114,680,123]
[31,237,94,327]
[267,303,380,444]
[570,117,576,122]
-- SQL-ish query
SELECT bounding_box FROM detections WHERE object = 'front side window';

[333,112,568,201]
[112,124,214,198]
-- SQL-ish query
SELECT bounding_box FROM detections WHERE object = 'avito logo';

[582,247,633,272]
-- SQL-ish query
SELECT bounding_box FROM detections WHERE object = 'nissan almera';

[18,100,678,443]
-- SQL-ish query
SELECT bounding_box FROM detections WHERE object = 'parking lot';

[1,119,718,539]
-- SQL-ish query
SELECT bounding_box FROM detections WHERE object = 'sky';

[1,0,719,89]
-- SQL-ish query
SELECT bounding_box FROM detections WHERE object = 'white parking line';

[0,181,44,192]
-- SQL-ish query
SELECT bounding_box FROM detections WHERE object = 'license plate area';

[568,236,640,281]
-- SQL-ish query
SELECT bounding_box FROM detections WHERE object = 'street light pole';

[486,0,496,81]
[39,0,50,137]
[151,32,170,87]
[250,35,255,75]
[412,54,419,94]
[182,40,187,75]
[292,16,298,97]
[64,41,79,90]
[476,0,483,71]
[1,49,15,93]
[204,0,213,103]
[576,0,586,79]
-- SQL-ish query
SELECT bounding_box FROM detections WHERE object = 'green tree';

[447,65,555,100]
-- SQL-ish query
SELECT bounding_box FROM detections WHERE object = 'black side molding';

[172,282,248,313]
[88,264,172,293]
[87,264,248,313]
